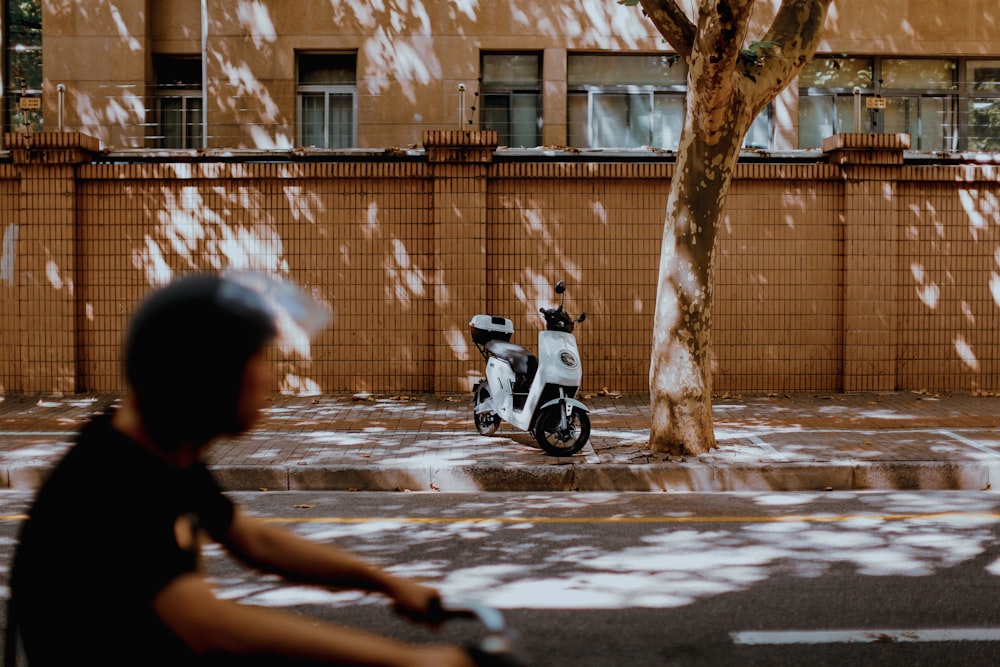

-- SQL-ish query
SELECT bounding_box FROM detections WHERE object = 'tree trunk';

[636,0,834,455]
[649,114,747,455]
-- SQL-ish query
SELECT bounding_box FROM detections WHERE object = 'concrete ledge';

[289,466,430,492]
[212,466,290,491]
[5,464,53,491]
[2,461,998,494]
[434,464,577,492]
[574,463,856,492]
[712,464,856,492]
[852,461,992,491]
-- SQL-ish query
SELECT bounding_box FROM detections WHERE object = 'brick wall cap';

[822,133,911,152]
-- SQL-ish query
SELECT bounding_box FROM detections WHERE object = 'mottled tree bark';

[627,0,833,454]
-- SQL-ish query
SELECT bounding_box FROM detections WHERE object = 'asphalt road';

[2,490,1000,666]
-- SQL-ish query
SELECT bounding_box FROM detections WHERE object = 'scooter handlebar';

[432,600,525,666]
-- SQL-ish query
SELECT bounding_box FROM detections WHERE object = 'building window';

[567,53,771,150]
[798,57,874,148]
[568,54,687,149]
[154,55,203,149]
[480,52,542,148]
[799,56,959,151]
[4,0,43,133]
[881,58,957,151]
[297,53,356,148]
[966,60,1000,151]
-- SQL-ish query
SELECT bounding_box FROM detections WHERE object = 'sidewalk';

[1,391,999,492]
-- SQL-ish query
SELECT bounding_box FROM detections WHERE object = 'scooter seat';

[484,340,538,378]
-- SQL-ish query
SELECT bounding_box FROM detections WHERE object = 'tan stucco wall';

[36,0,1000,150]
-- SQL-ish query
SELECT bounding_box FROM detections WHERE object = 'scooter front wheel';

[533,405,590,457]
[474,382,501,436]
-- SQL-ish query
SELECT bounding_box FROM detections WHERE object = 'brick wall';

[2,131,999,396]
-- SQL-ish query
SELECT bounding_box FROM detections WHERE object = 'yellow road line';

[256,511,1000,525]
[2,511,997,525]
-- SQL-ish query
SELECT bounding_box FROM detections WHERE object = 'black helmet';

[123,273,278,449]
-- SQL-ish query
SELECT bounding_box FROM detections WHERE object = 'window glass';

[798,95,834,148]
[567,94,590,147]
[968,99,1000,151]
[298,53,356,85]
[744,109,772,149]
[297,53,357,148]
[154,56,202,90]
[966,61,1000,150]
[4,0,43,131]
[482,53,539,87]
[299,93,326,148]
[800,56,965,150]
[481,53,542,147]
[568,54,686,87]
[154,56,203,148]
[158,97,203,148]
[800,57,873,90]
[567,54,686,149]
[970,61,1000,92]
[882,96,953,150]
[593,92,651,147]
[651,95,685,149]
[882,59,957,91]
[328,94,354,148]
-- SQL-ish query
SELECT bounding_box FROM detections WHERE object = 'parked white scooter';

[469,281,589,456]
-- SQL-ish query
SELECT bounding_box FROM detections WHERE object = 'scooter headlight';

[559,351,578,368]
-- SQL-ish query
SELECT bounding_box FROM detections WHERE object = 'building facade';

[3,0,1000,153]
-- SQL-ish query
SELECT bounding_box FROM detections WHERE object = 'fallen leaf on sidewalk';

[293,504,316,509]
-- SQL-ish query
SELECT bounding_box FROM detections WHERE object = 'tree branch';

[744,0,833,113]
[635,0,696,58]
[689,0,754,140]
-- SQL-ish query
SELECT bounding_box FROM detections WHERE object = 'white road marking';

[732,628,1000,645]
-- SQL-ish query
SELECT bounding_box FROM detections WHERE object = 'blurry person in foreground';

[7,272,473,667]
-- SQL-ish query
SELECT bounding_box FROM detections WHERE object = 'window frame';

[479,51,543,148]
[959,60,1000,152]
[295,51,358,149]
[152,55,204,149]
[566,53,687,150]
[799,56,972,151]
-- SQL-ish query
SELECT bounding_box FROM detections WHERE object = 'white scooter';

[469,281,589,456]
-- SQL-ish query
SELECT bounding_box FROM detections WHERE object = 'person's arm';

[221,507,439,621]
[153,571,472,666]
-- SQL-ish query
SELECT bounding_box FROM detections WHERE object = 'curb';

[140,461,1000,493]
[3,459,999,495]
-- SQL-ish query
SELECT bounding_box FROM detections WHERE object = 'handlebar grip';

[465,644,523,667]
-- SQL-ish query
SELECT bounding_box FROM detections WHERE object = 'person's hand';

[406,644,476,667]
[387,578,446,625]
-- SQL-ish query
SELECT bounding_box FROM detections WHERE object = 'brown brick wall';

[2,132,1000,396]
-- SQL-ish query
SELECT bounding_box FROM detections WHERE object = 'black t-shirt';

[9,412,235,666]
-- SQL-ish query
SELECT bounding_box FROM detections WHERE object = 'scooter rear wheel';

[533,405,590,457]
[474,382,501,436]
